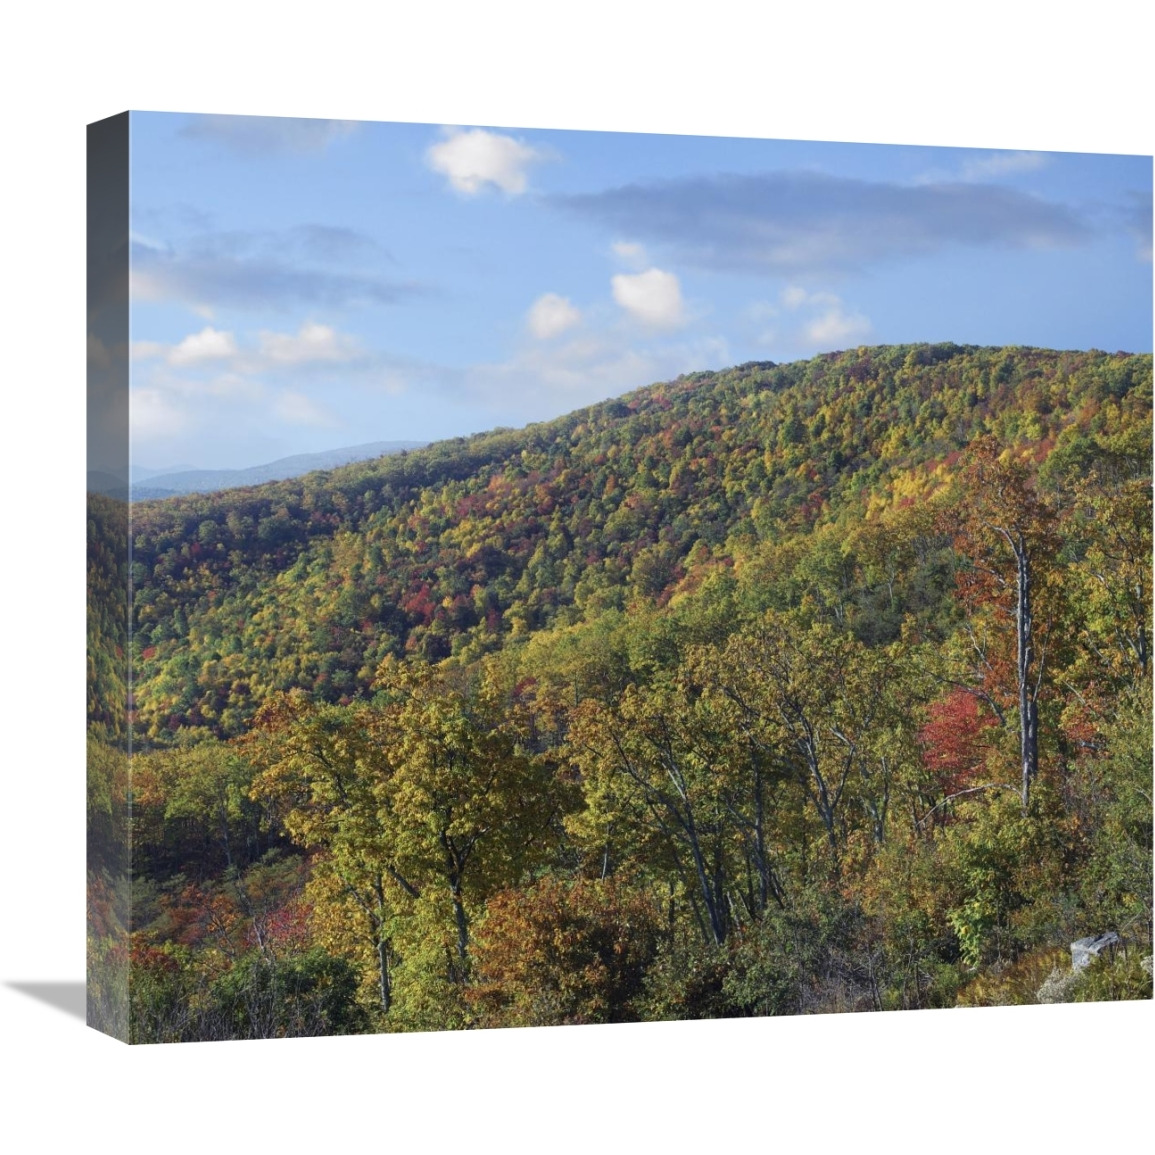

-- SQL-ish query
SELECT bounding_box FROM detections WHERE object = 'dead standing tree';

[942,438,1061,815]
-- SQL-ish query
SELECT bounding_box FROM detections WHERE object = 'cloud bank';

[1121,190,1153,261]
[180,115,359,156]
[130,226,416,313]
[129,319,455,456]
[467,330,729,419]
[556,171,1092,275]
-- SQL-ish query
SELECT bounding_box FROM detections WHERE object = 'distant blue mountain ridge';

[88,440,428,499]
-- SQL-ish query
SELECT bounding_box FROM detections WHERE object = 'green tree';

[248,659,562,1023]
[710,611,925,859]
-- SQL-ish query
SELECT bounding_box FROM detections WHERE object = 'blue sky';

[126,112,1152,470]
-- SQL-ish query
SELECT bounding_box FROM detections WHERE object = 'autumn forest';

[87,343,1153,1041]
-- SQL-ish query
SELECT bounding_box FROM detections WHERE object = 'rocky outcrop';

[1070,932,1120,971]
[1035,932,1122,1004]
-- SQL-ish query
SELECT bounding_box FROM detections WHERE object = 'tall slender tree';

[944,439,1062,813]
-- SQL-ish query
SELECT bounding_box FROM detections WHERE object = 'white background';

[1,3,1151,1150]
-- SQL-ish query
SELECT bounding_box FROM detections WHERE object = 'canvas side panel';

[87,112,131,1041]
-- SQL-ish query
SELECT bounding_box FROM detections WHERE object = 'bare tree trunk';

[377,939,391,1014]
[451,882,469,972]
[1015,537,1037,814]
[804,743,840,856]
[440,831,471,979]
[752,766,776,910]
[684,815,727,946]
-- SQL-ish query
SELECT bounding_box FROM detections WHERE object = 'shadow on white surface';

[7,981,86,1022]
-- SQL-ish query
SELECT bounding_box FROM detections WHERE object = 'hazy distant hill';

[131,463,198,482]
[87,470,131,500]
[129,440,427,497]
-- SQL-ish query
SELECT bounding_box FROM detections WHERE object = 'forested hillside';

[90,343,1153,1041]
[129,344,1149,733]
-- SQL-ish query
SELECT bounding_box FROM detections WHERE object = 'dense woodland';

[87,344,1153,1041]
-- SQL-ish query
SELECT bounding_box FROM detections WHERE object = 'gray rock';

[1070,932,1120,971]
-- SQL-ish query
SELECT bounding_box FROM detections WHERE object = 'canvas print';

[87,112,1153,1043]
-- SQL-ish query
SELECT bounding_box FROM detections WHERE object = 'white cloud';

[913,151,1050,187]
[274,390,337,426]
[193,372,266,403]
[132,387,188,438]
[747,286,872,351]
[469,330,729,415]
[611,268,686,329]
[611,240,648,268]
[527,293,582,340]
[258,322,359,365]
[741,301,781,346]
[128,267,167,304]
[780,286,811,310]
[803,305,872,346]
[130,340,167,362]
[168,326,238,367]
[426,127,544,196]
[127,319,426,452]
[131,322,361,373]
[130,373,336,446]
[959,150,1049,182]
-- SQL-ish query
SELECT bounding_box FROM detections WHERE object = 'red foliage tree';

[919,688,997,798]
